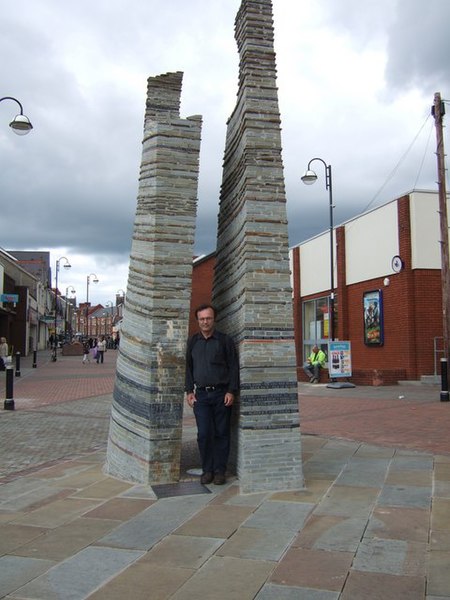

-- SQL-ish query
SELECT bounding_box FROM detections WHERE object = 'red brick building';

[191,191,446,385]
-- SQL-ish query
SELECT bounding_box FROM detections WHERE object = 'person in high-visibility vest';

[303,344,327,383]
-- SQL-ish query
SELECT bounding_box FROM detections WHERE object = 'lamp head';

[301,170,318,185]
[9,114,33,135]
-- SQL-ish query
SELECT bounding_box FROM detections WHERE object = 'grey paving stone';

[0,477,48,502]
[98,494,212,550]
[305,517,368,552]
[378,485,431,509]
[353,538,426,576]
[256,583,340,599]
[217,526,296,561]
[0,555,56,597]
[427,550,450,596]
[0,482,69,512]
[303,460,348,478]
[336,458,391,487]
[10,546,144,600]
[389,455,433,470]
[315,485,379,518]
[243,500,314,531]
[142,534,224,569]
[170,555,273,600]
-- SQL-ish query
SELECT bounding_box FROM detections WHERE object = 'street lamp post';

[86,273,99,337]
[0,96,33,135]
[52,257,71,361]
[65,286,76,339]
[105,301,114,336]
[301,158,335,341]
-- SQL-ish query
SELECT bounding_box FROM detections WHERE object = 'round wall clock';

[391,255,403,273]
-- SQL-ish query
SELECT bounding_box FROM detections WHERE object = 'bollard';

[33,350,37,368]
[15,352,21,377]
[440,358,449,402]
[4,364,14,410]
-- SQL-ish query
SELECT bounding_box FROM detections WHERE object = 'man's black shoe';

[213,473,226,485]
[200,472,213,484]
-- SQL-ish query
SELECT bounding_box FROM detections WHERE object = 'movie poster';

[363,289,383,346]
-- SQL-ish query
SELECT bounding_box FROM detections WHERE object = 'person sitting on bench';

[303,344,327,383]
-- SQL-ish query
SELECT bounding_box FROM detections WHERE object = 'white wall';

[299,231,336,297]
[345,201,399,285]
[410,191,443,269]
[292,191,447,296]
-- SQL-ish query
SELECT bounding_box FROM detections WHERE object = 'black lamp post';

[53,257,71,361]
[301,158,335,341]
[65,286,76,339]
[86,273,99,337]
[0,96,33,135]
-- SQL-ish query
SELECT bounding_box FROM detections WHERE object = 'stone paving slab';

[0,555,56,598]
[366,506,429,542]
[217,525,296,561]
[141,534,224,569]
[170,555,274,600]
[352,538,426,576]
[9,546,145,600]
[85,561,195,600]
[10,497,103,529]
[427,550,450,596]
[174,503,255,539]
[11,517,120,560]
[255,583,340,599]
[269,547,354,592]
[339,570,426,599]
[83,497,154,521]
[293,514,368,552]
[315,484,380,517]
[242,500,313,531]
[98,494,213,550]
[378,484,431,509]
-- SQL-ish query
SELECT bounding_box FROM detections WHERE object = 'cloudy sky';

[1,0,449,306]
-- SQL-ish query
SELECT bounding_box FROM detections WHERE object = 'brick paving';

[299,385,450,456]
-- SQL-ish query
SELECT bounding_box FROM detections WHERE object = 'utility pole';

[432,92,450,364]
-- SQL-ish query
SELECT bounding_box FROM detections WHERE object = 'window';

[303,296,330,363]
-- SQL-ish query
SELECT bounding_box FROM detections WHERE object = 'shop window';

[303,296,330,363]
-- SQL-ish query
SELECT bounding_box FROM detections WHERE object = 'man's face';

[197,307,215,337]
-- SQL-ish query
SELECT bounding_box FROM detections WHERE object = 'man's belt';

[196,384,226,392]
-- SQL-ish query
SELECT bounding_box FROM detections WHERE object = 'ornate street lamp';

[86,273,99,336]
[0,96,33,135]
[301,158,335,341]
[65,286,76,338]
[52,256,71,361]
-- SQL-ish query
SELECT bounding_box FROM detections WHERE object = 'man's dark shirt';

[185,330,239,394]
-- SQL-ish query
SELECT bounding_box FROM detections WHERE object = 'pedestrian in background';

[96,336,106,364]
[82,340,91,364]
[0,337,9,371]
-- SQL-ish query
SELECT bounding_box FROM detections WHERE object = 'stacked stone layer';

[106,72,202,484]
[213,0,303,493]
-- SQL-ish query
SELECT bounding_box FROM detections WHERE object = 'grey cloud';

[385,0,450,93]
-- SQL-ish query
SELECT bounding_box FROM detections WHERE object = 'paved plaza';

[0,350,449,599]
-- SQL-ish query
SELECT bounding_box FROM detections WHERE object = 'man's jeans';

[193,388,232,475]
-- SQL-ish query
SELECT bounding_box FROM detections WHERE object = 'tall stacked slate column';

[213,0,304,493]
[105,72,202,484]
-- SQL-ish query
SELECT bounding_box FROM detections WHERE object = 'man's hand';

[224,392,234,407]
[186,392,196,408]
